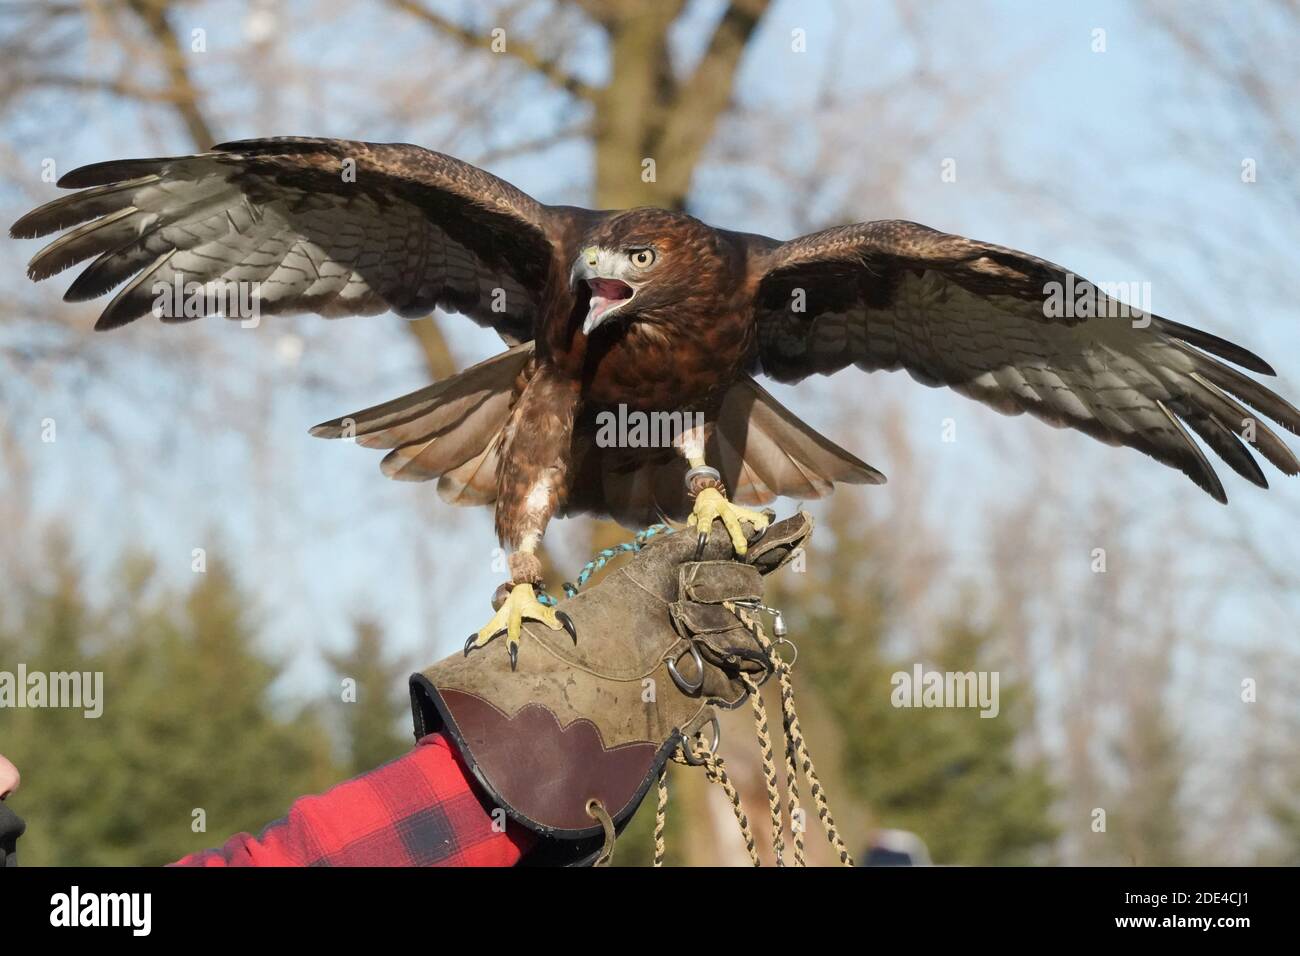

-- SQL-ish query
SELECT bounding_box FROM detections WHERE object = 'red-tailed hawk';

[13,137,1300,666]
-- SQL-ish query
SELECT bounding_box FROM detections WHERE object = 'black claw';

[509,642,519,671]
[467,628,507,657]
[695,531,708,560]
[558,610,578,645]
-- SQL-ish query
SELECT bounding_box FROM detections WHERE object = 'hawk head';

[569,208,737,337]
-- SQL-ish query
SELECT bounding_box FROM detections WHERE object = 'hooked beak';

[571,247,637,336]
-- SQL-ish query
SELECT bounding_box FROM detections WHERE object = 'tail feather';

[312,343,531,498]
[310,342,532,445]
[314,353,882,524]
[437,434,506,506]
[564,375,884,529]
[715,375,885,508]
[381,388,514,481]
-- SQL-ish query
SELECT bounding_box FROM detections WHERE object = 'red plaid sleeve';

[171,733,534,867]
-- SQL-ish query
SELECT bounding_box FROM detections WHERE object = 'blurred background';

[1,0,1298,866]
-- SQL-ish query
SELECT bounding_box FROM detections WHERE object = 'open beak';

[583,277,635,334]
[571,249,637,335]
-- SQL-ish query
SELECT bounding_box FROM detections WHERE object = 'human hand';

[0,754,19,800]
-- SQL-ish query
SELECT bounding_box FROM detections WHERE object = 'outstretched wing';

[11,137,570,342]
[751,219,1300,502]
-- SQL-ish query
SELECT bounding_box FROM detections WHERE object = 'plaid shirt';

[171,733,534,867]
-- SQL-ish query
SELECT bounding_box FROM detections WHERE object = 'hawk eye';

[628,248,656,268]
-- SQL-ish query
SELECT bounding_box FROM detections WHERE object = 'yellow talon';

[464,583,576,670]
[687,487,769,555]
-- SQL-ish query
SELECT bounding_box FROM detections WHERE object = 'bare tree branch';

[123,0,218,147]
[654,0,772,201]
[11,73,182,103]
[389,0,598,102]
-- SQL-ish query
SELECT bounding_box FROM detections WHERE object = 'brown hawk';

[13,137,1300,666]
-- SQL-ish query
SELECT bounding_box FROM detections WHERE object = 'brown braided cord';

[671,734,761,866]
[653,762,668,868]
[782,702,808,867]
[731,603,855,867]
[691,734,760,866]
[740,673,786,867]
[774,645,854,865]
[646,607,853,868]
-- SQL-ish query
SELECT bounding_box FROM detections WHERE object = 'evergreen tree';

[772,499,1057,865]
[324,617,410,777]
[0,536,340,865]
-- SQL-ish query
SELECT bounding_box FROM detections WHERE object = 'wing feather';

[751,219,1299,502]
[11,137,575,342]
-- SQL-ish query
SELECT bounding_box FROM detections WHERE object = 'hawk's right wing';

[12,137,585,344]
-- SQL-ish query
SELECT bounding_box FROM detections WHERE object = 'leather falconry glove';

[410,511,813,866]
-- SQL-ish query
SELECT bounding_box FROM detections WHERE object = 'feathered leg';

[465,370,581,670]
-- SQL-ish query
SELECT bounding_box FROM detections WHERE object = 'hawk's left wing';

[750,219,1300,502]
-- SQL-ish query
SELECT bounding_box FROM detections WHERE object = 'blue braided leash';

[536,523,673,606]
